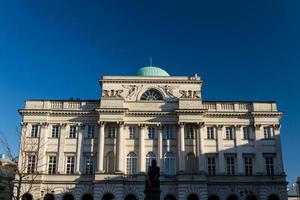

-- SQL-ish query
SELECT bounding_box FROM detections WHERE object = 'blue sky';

[0,0,299,183]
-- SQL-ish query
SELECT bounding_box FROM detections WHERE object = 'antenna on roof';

[150,56,153,66]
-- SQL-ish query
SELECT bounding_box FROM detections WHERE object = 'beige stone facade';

[18,72,287,200]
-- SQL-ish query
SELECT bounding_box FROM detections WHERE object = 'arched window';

[227,195,238,200]
[140,89,163,100]
[187,194,199,200]
[164,195,176,200]
[208,195,219,200]
[82,194,93,200]
[102,193,114,200]
[22,193,33,200]
[267,194,280,200]
[44,193,55,200]
[106,151,115,173]
[126,152,137,175]
[63,193,74,200]
[186,152,198,174]
[146,152,156,171]
[164,152,176,175]
[124,194,138,200]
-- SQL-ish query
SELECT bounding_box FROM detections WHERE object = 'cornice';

[127,111,172,116]
[100,79,203,84]
[19,109,98,116]
[96,108,128,113]
[174,109,207,114]
[251,112,283,117]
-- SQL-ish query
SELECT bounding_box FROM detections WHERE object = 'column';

[235,125,244,175]
[58,123,66,173]
[39,122,48,173]
[157,125,163,168]
[116,122,125,173]
[274,124,284,174]
[76,124,84,174]
[18,122,28,170]
[97,122,105,172]
[177,123,185,172]
[254,124,264,174]
[139,124,146,173]
[197,123,206,173]
[217,125,225,174]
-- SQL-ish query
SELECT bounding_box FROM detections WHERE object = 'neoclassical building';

[18,66,287,200]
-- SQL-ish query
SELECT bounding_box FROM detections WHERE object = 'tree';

[0,123,47,200]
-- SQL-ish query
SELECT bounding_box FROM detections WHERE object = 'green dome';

[136,66,170,76]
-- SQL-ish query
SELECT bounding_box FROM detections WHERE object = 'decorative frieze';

[102,90,123,98]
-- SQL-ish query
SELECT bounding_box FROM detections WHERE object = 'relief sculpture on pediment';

[158,85,178,98]
[179,90,201,99]
[102,90,123,98]
[122,85,143,99]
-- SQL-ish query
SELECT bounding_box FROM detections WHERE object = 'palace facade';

[18,66,287,200]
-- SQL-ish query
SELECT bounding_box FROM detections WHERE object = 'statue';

[144,160,161,200]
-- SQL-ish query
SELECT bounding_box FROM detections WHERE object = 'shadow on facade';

[23,118,286,200]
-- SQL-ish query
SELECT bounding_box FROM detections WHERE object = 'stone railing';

[202,102,278,112]
[25,100,99,110]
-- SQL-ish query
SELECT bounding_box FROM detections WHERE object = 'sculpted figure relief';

[122,85,143,99]
[102,90,123,98]
[179,90,201,99]
[145,160,160,190]
[158,85,177,98]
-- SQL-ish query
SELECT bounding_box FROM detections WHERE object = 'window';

[31,125,39,137]
[164,126,173,139]
[85,156,94,174]
[69,126,77,138]
[126,152,137,175]
[140,89,163,100]
[164,152,176,175]
[207,156,216,175]
[66,156,75,174]
[106,151,115,173]
[87,125,95,138]
[266,156,274,176]
[207,127,215,139]
[226,156,235,175]
[147,127,155,139]
[108,126,117,139]
[186,152,197,173]
[146,152,156,171]
[27,154,36,173]
[52,125,60,138]
[264,127,272,139]
[243,127,250,140]
[129,126,136,139]
[244,156,253,175]
[187,127,195,139]
[225,127,234,140]
[48,156,57,174]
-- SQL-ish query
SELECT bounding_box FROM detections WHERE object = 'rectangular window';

[66,156,75,174]
[48,156,57,174]
[225,127,234,140]
[85,156,94,174]
[164,126,173,139]
[147,127,155,139]
[187,127,195,139]
[243,127,250,140]
[266,156,274,176]
[87,125,95,138]
[108,126,117,139]
[69,126,77,138]
[207,156,216,175]
[31,125,39,137]
[52,125,60,138]
[129,126,136,139]
[226,156,235,175]
[244,156,253,175]
[27,154,36,173]
[264,127,272,139]
[207,127,215,139]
